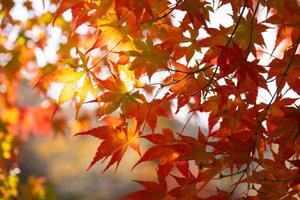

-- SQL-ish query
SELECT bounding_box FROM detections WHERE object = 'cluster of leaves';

[1,0,300,199]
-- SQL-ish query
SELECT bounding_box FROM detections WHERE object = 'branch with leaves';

[0,0,300,199]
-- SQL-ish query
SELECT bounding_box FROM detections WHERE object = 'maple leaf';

[219,0,252,15]
[123,164,172,200]
[133,128,179,168]
[178,28,202,62]
[197,26,231,63]
[241,157,297,199]
[97,12,136,51]
[217,44,267,84]
[134,129,213,169]
[74,48,100,116]
[264,0,300,52]
[115,0,153,22]
[36,61,99,116]
[217,44,267,104]
[128,37,171,77]
[267,96,297,118]
[180,0,211,29]
[232,12,268,51]
[267,106,300,160]
[198,156,232,191]
[169,172,200,200]
[75,73,99,115]
[199,93,259,133]
[209,130,256,165]
[163,62,208,96]
[268,49,300,95]
[76,118,140,172]
[53,0,97,30]
[137,97,171,132]
[36,67,84,103]
[95,76,145,117]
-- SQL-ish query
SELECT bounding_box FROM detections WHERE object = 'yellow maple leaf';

[36,67,99,116]
[97,12,135,51]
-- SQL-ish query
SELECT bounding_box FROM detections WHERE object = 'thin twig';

[180,112,195,134]
[141,87,163,133]
[245,1,260,55]
[88,36,126,70]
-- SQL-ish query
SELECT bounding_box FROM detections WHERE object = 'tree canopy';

[0,0,300,199]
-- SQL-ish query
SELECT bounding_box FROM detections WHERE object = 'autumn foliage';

[0,0,300,199]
